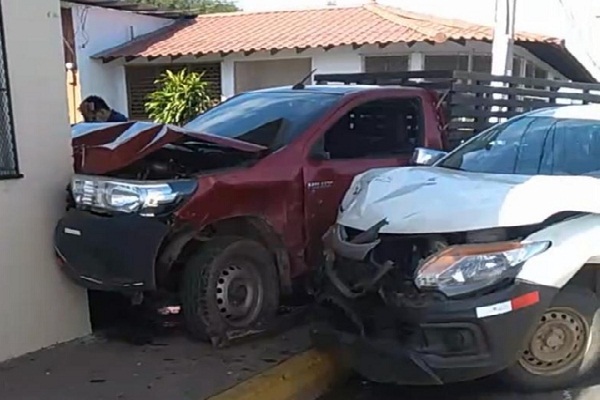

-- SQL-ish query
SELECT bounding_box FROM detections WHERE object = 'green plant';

[132,0,239,13]
[145,68,213,125]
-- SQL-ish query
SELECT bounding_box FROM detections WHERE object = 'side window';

[445,117,535,174]
[322,98,422,159]
[514,117,554,175]
[550,120,600,175]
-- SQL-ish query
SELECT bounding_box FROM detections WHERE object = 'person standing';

[78,95,128,123]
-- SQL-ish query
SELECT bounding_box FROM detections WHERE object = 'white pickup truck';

[313,104,600,392]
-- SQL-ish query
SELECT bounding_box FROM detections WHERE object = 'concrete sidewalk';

[0,327,310,400]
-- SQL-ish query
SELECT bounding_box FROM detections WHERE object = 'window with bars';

[125,63,222,120]
[472,55,492,73]
[0,9,18,179]
[525,62,549,79]
[364,56,409,72]
[424,55,469,71]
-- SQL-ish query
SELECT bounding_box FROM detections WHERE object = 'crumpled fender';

[517,214,600,288]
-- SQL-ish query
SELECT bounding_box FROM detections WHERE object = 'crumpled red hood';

[71,121,267,175]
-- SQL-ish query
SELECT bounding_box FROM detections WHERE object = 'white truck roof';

[528,104,600,121]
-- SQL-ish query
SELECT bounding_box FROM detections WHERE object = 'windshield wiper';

[438,164,465,171]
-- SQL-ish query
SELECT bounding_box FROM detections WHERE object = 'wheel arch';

[156,215,292,294]
[517,214,600,289]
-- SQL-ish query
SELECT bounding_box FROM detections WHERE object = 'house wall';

[234,58,312,93]
[214,40,563,97]
[70,4,172,117]
[0,0,90,362]
[116,37,564,103]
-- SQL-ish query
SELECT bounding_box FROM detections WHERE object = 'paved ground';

[0,327,310,400]
[322,375,600,400]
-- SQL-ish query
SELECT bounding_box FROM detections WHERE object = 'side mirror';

[309,138,331,161]
[311,150,331,161]
[411,147,447,166]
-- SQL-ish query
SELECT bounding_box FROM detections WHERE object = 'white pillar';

[490,0,517,124]
[491,0,517,76]
[408,52,424,71]
[221,59,235,97]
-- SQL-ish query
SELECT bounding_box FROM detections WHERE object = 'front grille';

[343,226,364,242]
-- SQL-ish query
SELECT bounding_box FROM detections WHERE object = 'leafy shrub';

[145,68,213,125]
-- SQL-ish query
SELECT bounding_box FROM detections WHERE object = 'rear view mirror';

[411,147,447,166]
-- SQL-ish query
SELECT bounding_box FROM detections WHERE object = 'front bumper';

[54,209,170,292]
[313,281,557,385]
[313,225,558,385]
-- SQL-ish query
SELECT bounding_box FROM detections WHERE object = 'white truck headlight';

[414,241,551,297]
[70,175,197,216]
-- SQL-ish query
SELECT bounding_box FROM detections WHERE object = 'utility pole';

[491,0,517,76]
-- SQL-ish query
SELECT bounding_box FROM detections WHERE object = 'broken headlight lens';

[70,175,197,216]
[414,241,550,297]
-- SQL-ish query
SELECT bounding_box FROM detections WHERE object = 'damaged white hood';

[337,166,600,234]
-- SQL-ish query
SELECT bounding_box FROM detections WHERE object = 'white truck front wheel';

[500,287,600,392]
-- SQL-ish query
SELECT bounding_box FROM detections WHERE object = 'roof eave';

[517,41,596,83]
[91,19,194,61]
[64,0,198,19]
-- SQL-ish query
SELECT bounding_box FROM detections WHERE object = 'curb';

[207,349,346,400]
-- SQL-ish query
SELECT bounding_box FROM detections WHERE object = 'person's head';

[79,95,112,122]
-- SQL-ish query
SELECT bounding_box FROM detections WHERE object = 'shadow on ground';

[0,290,315,400]
[0,327,310,400]
[322,373,600,400]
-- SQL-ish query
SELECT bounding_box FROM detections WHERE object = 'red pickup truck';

[55,70,590,343]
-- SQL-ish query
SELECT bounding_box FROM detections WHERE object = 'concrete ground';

[0,327,310,400]
[323,374,600,400]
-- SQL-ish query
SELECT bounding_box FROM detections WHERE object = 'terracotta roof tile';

[94,4,563,59]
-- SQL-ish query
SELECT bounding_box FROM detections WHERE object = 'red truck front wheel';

[181,236,280,343]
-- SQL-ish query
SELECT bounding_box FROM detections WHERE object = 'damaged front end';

[55,176,198,292]
[312,222,558,385]
[310,163,600,385]
[55,122,267,294]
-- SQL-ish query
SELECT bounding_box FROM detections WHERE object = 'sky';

[235,0,386,12]
[231,0,497,26]
[231,0,496,25]
[230,0,595,38]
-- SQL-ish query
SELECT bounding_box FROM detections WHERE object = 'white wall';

[71,5,172,116]
[214,40,561,97]
[0,0,90,361]
[218,47,361,96]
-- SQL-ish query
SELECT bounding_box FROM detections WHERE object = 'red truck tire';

[181,236,280,342]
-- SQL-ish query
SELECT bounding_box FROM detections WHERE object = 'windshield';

[184,91,341,149]
[438,115,600,176]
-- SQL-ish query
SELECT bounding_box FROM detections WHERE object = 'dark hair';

[82,95,109,111]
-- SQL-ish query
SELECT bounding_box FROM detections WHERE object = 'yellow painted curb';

[208,349,346,400]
